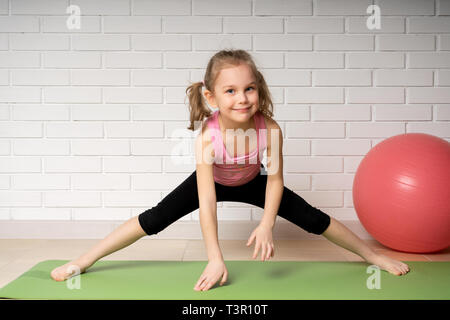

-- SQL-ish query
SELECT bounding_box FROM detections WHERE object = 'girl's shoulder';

[195,119,216,160]
[261,113,281,132]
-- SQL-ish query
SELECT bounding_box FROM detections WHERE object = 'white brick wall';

[0,0,449,238]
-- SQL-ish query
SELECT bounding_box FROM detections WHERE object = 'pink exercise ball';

[353,133,450,253]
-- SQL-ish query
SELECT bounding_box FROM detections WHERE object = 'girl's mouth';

[233,107,251,113]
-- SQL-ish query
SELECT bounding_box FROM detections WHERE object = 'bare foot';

[50,259,92,281]
[366,253,410,276]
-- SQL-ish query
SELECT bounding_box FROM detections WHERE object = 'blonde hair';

[185,49,274,131]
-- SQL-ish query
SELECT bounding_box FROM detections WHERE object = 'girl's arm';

[195,126,223,261]
[260,119,284,228]
[193,126,228,291]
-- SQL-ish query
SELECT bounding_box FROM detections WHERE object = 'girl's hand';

[246,224,275,261]
[194,260,228,292]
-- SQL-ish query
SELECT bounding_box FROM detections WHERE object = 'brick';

[194,0,251,15]
[104,156,162,173]
[43,52,101,68]
[72,104,129,120]
[312,104,371,121]
[12,174,70,190]
[347,87,404,103]
[104,52,162,68]
[315,0,372,15]
[286,122,345,138]
[0,16,38,32]
[312,174,355,190]
[374,70,433,86]
[72,70,130,86]
[132,70,190,86]
[71,0,130,15]
[133,0,190,15]
[104,16,161,33]
[72,140,129,155]
[13,140,70,155]
[44,191,101,207]
[287,17,344,33]
[409,17,450,33]
[376,0,434,15]
[0,87,41,103]
[12,70,70,86]
[377,35,435,51]
[164,16,221,33]
[44,156,101,173]
[0,191,41,207]
[105,122,164,138]
[103,191,161,207]
[314,70,371,86]
[286,52,344,68]
[11,0,69,14]
[287,87,343,103]
[261,69,310,86]
[347,52,404,68]
[72,174,130,190]
[224,17,283,33]
[436,105,450,120]
[72,34,130,50]
[254,35,312,51]
[46,122,104,138]
[407,88,450,103]
[407,122,450,137]
[10,34,70,50]
[316,35,373,51]
[347,17,405,33]
[374,104,432,121]
[0,121,42,137]
[346,122,405,138]
[408,53,450,68]
[0,157,41,173]
[255,0,312,15]
[192,35,251,51]
[103,87,162,104]
[42,16,101,33]
[284,156,343,173]
[44,87,101,103]
[312,139,371,156]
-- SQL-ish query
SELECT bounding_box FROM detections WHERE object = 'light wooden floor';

[1,239,449,289]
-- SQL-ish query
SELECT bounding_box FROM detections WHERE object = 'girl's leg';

[51,215,146,281]
[234,172,410,276]
[51,171,201,281]
[321,217,410,276]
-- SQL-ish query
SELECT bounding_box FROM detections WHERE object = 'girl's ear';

[204,89,218,109]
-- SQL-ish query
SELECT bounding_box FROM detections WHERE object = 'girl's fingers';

[253,243,260,259]
[194,276,206,290]
[220,271,228,286]
[266,243,272,260]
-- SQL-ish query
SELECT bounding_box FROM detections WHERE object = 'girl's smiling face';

[204,63,259,128]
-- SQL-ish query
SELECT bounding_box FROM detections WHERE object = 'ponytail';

[185,81,212,131]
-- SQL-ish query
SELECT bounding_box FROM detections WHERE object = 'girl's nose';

[237,91,249,103]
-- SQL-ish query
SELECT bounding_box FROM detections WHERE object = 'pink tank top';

[205,110,267,186]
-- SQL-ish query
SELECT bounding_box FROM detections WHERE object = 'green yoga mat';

[0,260,449,300]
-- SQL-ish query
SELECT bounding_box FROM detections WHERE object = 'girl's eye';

[226,87,255,94]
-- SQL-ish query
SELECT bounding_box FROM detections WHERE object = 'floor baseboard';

[0,219,374,240]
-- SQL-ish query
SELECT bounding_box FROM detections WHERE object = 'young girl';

[51,49,410,291]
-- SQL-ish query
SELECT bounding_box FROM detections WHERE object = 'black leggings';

[138,167,331,236]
